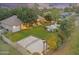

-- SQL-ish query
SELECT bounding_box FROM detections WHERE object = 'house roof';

[17,36,44,54]
[1,15,22,26]
[60,12,71,17]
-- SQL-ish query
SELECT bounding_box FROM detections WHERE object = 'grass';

[5,26,57,42]
[0,36,21,55]
[66,26,79,55]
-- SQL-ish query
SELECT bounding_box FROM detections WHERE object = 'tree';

[13,8,38,25]
[32,4,46,16]
[43,8,60,22]
[74,6,79,13]
[49,8,60,21]
[0,8,13,21]
[70,4,79,13]
[59,16,75,37]
[44,12,54,21]
[64,7,74,12]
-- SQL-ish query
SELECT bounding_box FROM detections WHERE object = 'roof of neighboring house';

[17,36,44,54]
[1,15,22,26]
[60,12,71,17]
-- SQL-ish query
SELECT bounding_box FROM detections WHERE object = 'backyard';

[5,26,58,42]
[0,4,77,55]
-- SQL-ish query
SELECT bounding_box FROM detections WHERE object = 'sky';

[0,3,70,9]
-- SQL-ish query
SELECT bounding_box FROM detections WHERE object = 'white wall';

[12,25,21,32]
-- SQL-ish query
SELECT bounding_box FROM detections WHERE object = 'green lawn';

[0,36,21,55]
[5,26,57,42]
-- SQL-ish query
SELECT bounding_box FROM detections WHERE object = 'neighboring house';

[46,22,60,32]
[17,36,47,55]
[1,15,22,32]
[60,12,71,18]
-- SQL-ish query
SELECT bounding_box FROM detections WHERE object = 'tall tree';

[49,8,60,21]
[0,8,13,21]
[64,7,74,12]
[59,16,75,37]
[44,12,54,21]
[13,8,38,24]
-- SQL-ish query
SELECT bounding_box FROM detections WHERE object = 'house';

[60,12,71,18]
[1,15,22,32]
[17,36,47,55]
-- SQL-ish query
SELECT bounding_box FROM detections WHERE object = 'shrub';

[47,35,58,50]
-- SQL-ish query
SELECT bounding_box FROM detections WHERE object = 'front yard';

[5,26,58,42]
